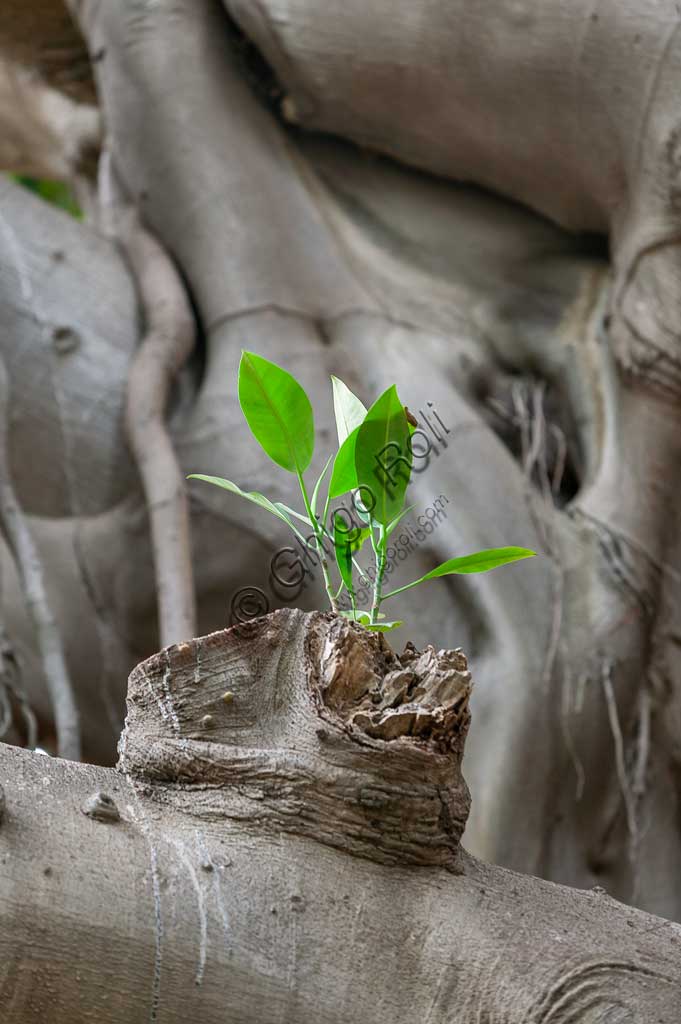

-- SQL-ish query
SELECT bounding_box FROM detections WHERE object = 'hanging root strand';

[0,358,80,760]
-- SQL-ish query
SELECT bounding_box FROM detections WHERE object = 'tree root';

[0,358,79,760]
[601,659,639,856]
[123,218,197,646]
[0,617,38,749]
[99,154,197,647]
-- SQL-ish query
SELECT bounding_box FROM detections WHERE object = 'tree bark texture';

[224,0,681,396]
[2,611,680,1023]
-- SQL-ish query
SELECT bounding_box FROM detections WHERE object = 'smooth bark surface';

[226,0,681,394]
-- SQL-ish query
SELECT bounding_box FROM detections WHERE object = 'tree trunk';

[2,610,680,1023]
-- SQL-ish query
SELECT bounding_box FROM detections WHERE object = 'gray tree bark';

[2,611,680,1023]
[72,0,681,917]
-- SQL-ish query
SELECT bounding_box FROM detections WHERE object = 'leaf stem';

[297,470,338,612]
[380,579,419,602]
[369,523,387,624]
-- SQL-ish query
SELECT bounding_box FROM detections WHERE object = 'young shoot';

[189,351,536,632]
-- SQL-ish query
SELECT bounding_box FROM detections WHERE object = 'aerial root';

[0,357,80,759]
[99,150,197,647]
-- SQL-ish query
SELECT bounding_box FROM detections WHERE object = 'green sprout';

[189,351,536,632]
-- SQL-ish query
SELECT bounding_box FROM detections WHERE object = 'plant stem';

[321,489,332,537]
[297,470,338,612]
[319,549,339,612]
[379,579,420,602]
[370,524,387,624]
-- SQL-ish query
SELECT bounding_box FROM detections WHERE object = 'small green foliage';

[331,375,367,443]
[339,610,403,633]
[328,424,360,499]
[381,548,537,602]
[422,548,535,577]
[327,376,367,498]
[386,505,416,538]
[310,455,333,518]
[355,385,412,527]
[238,351,314,474]
[189,351,536,631]
[11,175,82,219]
[186,474,309,543]
[333,512,355,599]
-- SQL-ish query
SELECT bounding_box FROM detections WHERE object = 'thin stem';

[297,470,339,612]
[318,513,365,584]
[345,577,358,621]
[369,523,387,624]
[334,578,357,619]
[321,487,332,537]
[318,549,339,613]
[368,520,379,558]
[319,490,365,617]
[380,578,422,602]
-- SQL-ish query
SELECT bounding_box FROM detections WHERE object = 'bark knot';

[118,609,472,868]
[81,790,121,823]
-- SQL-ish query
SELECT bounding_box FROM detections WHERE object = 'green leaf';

[339,609,403,632]
[349,526,371,555]
[381,546,536,601]
[311,455,333,518]
[187,475,307,543]
[420,547,536,579]
[274,503,312,527]
[334,506,371,546]
[354,385,412,527]
[331,376,367,445]
[238,351,314,474]
[386,504,416,538]
[342,606,385,622]
[13,175,82,219]
[328,424,360,498]
[363,621,403,633]
[333,512,355,596]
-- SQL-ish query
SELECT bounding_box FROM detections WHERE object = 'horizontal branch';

[2,612,680,1022]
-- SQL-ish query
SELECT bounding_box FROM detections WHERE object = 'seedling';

[189,351,535,632]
